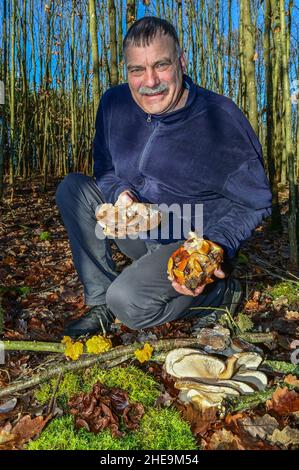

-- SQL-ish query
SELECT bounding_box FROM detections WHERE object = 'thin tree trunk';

[242,0,258,134]
[108,0,119,86]
[264,0,281,230]
[126,0,136,30]
[215,0,223,93]
[279,0,298,267]
[9,0,16,186]
[89,0,101,119]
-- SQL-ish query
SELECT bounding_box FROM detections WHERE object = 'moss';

[137,408,198,450]
[31,365,198,450]
[27,408,198,451]
[27,415,140,450]
[35,366,160,409]
[82,365,160,407]
[269,281,299,304]
[35,372,83,409]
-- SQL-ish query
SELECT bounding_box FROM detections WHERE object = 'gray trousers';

[55,173,228,330]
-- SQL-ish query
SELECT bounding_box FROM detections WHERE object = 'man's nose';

[143,67,160,88]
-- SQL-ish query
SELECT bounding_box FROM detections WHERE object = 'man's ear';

[179,52,187,74]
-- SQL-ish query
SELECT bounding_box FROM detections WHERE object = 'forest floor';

[0,176,298,450]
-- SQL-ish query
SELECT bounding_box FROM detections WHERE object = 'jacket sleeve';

[93,97,139,204]
[203,109,272,258]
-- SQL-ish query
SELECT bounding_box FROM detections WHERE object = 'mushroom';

[164,348,268,411]
[96,202,161,236]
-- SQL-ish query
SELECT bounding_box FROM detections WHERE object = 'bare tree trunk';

[89,0,100,119]
[9,0,16,186]
[71,0,78,171]
[264,0,281,230]
[215,0,223,93]
[242,0,258,134]
[227,0,233,97]
[108,0,119,86]
[126,0,136,30]
[279,0,298,267]
[177,0,183,47]
[0,0,7,201]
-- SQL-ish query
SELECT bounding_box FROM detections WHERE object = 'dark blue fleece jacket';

[93,75,272,258]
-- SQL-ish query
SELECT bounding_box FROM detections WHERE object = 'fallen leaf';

[177,402,218,437]
[0,415,51,450]
[269,426,299,448]
[284,375,299,388]
[240,414,278,440]
[285,311,299,321]
[266,387,299,415]
[207,428,244,450]
[244,300,259,312]
[225,413,244,431]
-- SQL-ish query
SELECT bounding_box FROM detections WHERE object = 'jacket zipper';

[147,114,152,123]
[139,119,159,174]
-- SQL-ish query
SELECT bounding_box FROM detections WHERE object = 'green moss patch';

[27,408,197,451]
[35,365,160,409]
[269,281,299,304]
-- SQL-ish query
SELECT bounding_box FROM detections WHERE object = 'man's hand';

[169,267,226,297]
[115,190,138,207]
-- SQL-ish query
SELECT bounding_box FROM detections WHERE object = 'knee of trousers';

[106,281,147,330]
[55,173,83,208]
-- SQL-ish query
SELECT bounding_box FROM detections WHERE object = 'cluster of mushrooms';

[167,232,224,290]
[96,202,161,237]
[165,349,268,411]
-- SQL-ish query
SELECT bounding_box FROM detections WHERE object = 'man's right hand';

[115,190,138,207]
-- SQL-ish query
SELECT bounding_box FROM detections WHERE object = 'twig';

[47,371,63,415]
[252,256,299,283]
[0,338,202,398]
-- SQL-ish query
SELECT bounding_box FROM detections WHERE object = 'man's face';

[125,34,186,115]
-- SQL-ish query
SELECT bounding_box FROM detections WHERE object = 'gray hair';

[123,16,182,60]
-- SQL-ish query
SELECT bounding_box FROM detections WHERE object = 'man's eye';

[130,69,144,76]
[156,63,169,70]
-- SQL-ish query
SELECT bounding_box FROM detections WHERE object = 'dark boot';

[191,278,243,331]
[63,305,116,338]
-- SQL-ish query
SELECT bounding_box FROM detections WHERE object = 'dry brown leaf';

[269,426,299,449]
[207,429,245,450]
[240,414,278,440]
[285,311,299,321]
[284,375,299,388]
[244,300,260,312]
[0,415,51,450]
[225,413,244,431]
[177,402,218,437]
[266,386,299,415]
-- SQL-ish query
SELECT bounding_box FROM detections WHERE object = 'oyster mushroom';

[165,349,240,380]
[164,348,267,411]
[232,370,268,391]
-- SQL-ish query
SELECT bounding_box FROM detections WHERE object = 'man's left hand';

[169,267,226,297]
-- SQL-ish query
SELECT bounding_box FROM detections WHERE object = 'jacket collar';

[128,74,197,124]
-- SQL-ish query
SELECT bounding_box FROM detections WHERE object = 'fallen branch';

[227,387,276,412]
[238,332,277,344]
[2,341,65,353]
[0,338,201,398]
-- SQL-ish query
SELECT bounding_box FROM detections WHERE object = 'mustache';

[138,83,168,95]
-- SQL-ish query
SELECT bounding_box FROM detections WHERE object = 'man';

[56,17,272,338]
